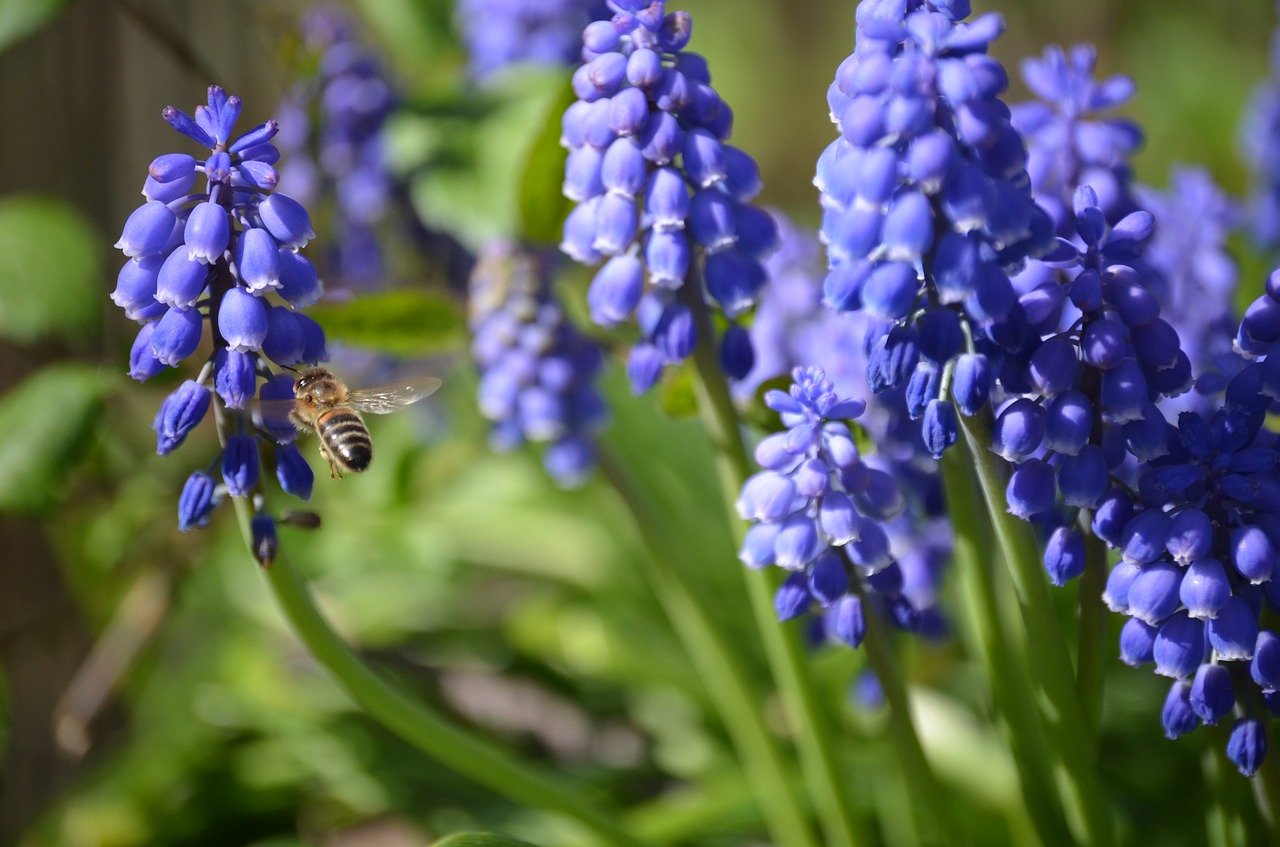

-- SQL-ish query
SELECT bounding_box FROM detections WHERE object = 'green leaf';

[0,363,114,513]
[0,195,101,344]
[0,0,73,53]
[432,833,543,847]
[517,77,577,245]
[305,289,466,357]
[658,364,698,419]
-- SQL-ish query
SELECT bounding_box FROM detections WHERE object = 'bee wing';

[348,376,443,414]
[243,396,301,430]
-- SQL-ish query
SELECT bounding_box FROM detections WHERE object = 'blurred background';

[1,0,1277,844]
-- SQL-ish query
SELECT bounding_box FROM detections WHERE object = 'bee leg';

[329,460,344,480]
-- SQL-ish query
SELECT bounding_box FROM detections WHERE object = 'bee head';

[294,367,334,395]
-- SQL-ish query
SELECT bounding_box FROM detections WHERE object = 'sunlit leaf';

[517,77,576,246]
[306,289,466,357]
[432,833,543,847]
[0,363,113,512]
[0,195,100,344]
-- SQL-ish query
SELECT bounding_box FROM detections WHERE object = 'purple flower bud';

[1181,559,1232,620]
[705,249,763,317]
[1127,562,1183,626]
[1057,445,1108,508]
[235,227,281,292]
[112,255,164,318]
[881,191,932,262]
[645,230,690,287]
[128,321,167,381]
[739,521,780,568]
[1189,664,1234,725]
[295,313,327,364]
[819,491,859,546]
[775,513,823,570]
[601,138,647,197]
[906,361,941,419]
[1121,509,1172,564]
[724,146,762,202]
[275,443,314,500]
[1045,526,1086,587]
[831,594,866,648]
[1207,596,1259,661]
[852,469,904,520]
[1253,631,1280,691]
[1119,617,1157,666]
[1232,526,1275,584]
[155,248,210,308]
[1101,360,1148,423]
[222,433,260,497]
[737,471,798,523]
[637,110,682,164]
[177,470,219,531]
[212,347,256,409]
[734,204,780,260]
[1161,680,1198,739]
[116,200,178,258]
[861,261,920,320]
[183,201,229,265]
[645,167,690,230]
[922,398,957,458]
[682,128,725,187]
[952,353,990,416]
[276,249,323,308]
[627,343,663,394]
[259,193,315,248]
[689,188,737,251]
[150,306,203,366]
[251,511,277,567]
[1093,488,1134,547]
[218,287,269,353]
[775,572,811,622]
[262,306,305,367]
[1154,612,1206,679]
[608,87,649,136]
[1081,318,1126,370]
[808,551,849,606]
[847,519,892,570]
[1103,559,1142,613]
[153,380,211,455]
[592,192,638,254]
[992,398,1045,462]
[1227,718,1267,777]
[1029,335,1079,396]
[719,323,754,379]
[625,46,662,87]
[587,255,643,327]
[564,146,605,202]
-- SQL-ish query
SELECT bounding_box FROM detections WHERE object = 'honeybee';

[259,367,442,479]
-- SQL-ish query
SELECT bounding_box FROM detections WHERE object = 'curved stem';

[956,411,1113,846]
[598,447,819,847]
[940,447,1069,846]
[228,495,645,847]
[677,279,864,847]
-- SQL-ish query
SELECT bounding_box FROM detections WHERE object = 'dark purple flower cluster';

[111,86,326,537]
[457,0,612,82]
[994,187,1191,573]
[558,0,779,394]
[1099,358,1280,775]
[275,6,398,288]
[470,242,606,488]
[737,366,929,645]
[816,0,1053,459]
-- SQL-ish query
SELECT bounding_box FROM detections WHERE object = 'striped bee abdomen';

[317,408,373,472]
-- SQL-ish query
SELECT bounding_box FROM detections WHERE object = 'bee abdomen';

[317,409,372,472]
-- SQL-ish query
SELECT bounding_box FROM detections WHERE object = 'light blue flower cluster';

[111,86,326,544]
[558,0,779,393]
[274,6,397,288]
[470,242,606,488]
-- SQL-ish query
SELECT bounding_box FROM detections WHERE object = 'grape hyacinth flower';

[457,0,612,82]
[1011,44,1143,235]
[1136,166,1240,407]
[737,366,923,646]
[815,0,1053,455]
[1098,353,1280,774]
[111,85,328,553]
[274,6,398,288]
[558,0,780,394]
[470,242,606,488]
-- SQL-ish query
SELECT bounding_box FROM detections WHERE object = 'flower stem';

[678,282,861,847]
[940,446,1071,845]
[598,446,820,847]
[1077,518,1109,740]
[228,495,645,847]
[956,410,1113,846]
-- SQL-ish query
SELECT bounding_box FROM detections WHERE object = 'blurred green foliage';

[2,0,1279,846]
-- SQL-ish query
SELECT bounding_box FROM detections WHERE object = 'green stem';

[229,496,645,847]
[956,411,1112,846]
[598,447,819,847]
[940,447,1069,846]
[678,285,861,847]
[1077,518,1109,741]
[853,581,952,846]
[1204,722,1244,847]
